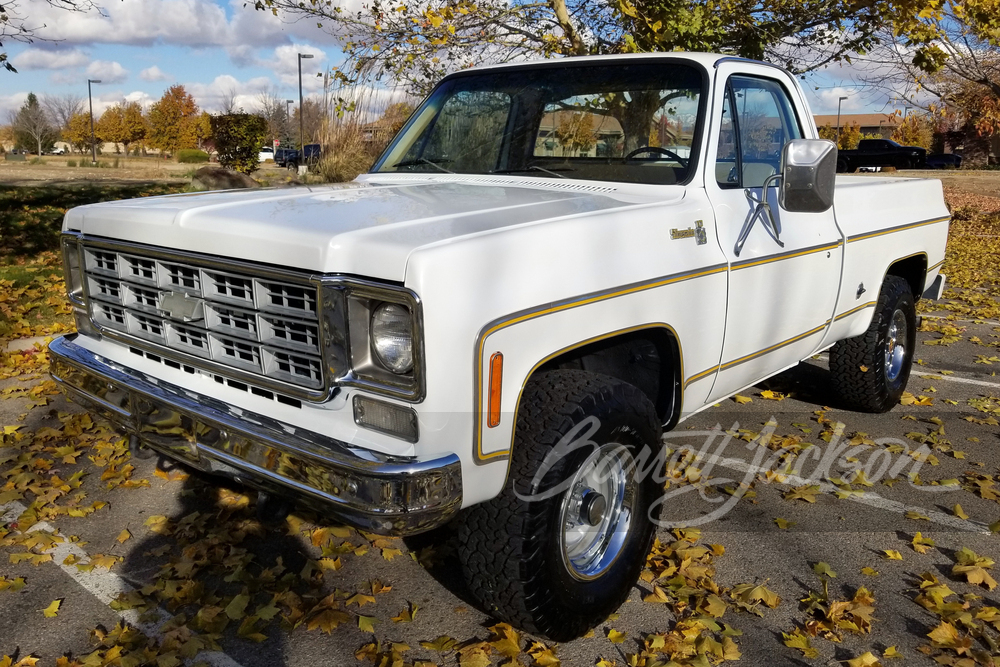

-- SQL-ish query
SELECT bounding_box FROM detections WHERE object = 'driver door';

[706,65,843,402]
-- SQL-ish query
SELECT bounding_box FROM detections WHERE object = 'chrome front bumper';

[48,334,462,535]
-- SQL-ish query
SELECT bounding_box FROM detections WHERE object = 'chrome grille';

[83,245,324,391]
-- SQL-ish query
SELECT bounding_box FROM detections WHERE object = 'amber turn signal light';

[487,352,503,428]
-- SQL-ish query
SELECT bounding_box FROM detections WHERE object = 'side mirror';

[779,139,837,213]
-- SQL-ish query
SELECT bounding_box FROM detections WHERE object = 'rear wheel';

[830,275,916,412]
[457,370,661,641]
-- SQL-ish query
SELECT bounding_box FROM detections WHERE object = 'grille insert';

[83,245,324,391]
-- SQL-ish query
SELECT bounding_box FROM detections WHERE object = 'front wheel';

[830,275,916,412]
[457,370,661,641]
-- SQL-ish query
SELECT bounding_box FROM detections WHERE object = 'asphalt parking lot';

[2,311,999,667]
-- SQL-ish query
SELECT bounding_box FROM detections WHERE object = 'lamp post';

[87,79,101,165]
[297,54,314,152]
[836,95,848,144]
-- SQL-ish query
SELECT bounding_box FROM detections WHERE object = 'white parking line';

[1,502,245,667]
[702,455,991,534]
[917,373,1000,389]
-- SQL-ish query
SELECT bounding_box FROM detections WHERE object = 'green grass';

[0,182,186,258]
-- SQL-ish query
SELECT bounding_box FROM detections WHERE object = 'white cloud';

[140,66,171,82]
[86,61,129,84]
[25,0,342,67]
[182,74,276,113]
[267,44,328,91]
[11,48,90,70]
[0,92,31,121]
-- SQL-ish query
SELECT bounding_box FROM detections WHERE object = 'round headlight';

[371,303,414,374]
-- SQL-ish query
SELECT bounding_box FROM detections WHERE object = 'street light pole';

[836,96,848,144]
[297,54,314,153]
[87,79,102,165]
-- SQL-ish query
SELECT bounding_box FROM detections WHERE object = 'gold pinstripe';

[847,216,949,243]
[494,323,684,466]
[472,265,727,463]
[927,258,945,273]
[682,322,829,389]
[834,300,877,321]
[472,215,948,463]
[731,241,841,271]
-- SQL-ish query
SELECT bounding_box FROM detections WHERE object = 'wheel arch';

[528,323,684,429]
[884,252,928,301]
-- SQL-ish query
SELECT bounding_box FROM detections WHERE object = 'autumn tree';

[195,112,213,150]
[555,112,598,156]
[96,101,146,156]
[818,122,862,150]
[146,85,200,156]
[252,0,937,93]
[63,111,94,154]
[890,114,932,150]
[8,92,56,154]
[863,0,1000,165]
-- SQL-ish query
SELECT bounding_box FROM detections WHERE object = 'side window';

[715,89,738,186]
[715,75,802,188]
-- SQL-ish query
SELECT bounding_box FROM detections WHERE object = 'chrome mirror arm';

[734,175,785,256]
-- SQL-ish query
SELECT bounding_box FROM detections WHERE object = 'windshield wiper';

[392,157,455,174]
[491,165,572,179]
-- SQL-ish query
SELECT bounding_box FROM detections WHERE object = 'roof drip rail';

[713,56,790,74]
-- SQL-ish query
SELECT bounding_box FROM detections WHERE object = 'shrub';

[66,159,77,167]
[211,114,267,175]
[177,149,210,164]
[316,122,375,183]
[29,157,43,165]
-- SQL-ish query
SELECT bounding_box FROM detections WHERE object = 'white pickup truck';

[50,52,949,640]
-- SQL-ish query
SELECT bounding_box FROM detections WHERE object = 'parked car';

[926,153,963,169]
[258,146,274,163]
[280,143,321,169]
[273,147,298,167]
[837,138,927,172]
[51,52,949,641]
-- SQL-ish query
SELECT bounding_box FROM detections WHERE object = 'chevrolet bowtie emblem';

[158,291,205,322]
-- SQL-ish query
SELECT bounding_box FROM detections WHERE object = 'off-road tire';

[457,370,661,641]
[830,275,916,412]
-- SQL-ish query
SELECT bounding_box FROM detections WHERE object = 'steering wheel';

[624,146,688,167]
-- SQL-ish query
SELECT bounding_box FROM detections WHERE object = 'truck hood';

[64,177,679,282]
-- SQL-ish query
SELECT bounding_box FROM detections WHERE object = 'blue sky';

[1,0,898,121]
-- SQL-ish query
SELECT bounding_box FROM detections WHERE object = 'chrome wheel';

[885,307,908,382]
[558,443,636,581]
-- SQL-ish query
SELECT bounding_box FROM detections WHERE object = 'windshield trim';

[370,57,711,188]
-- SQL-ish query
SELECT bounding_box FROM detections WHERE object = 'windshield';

[374,62,705,185]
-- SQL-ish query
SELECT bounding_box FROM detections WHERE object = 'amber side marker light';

[487,352,503,428]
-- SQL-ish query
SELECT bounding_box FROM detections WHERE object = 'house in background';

[812,113,902,139]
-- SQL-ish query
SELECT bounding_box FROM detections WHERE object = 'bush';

[66,159,77,167]
[29,157,43,165]
[211,114,267,175]
[316,122,376,183]
[177,149,210,164]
